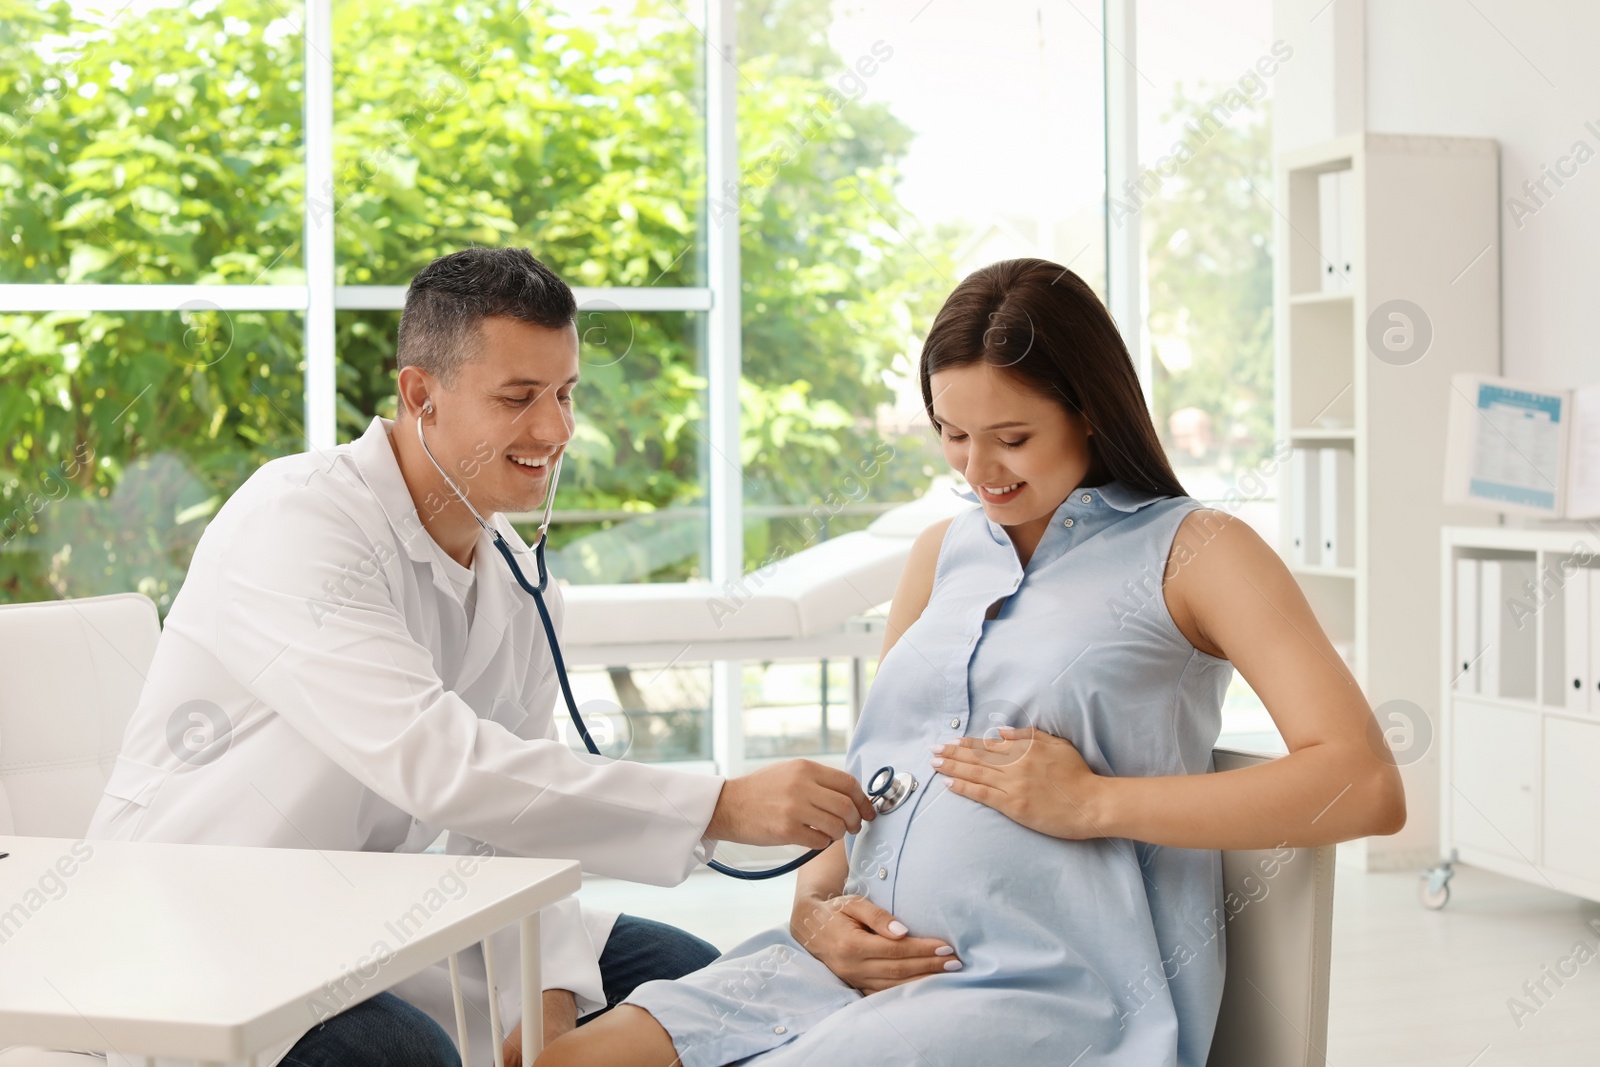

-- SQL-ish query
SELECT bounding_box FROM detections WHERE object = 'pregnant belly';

[850,775,1151,979]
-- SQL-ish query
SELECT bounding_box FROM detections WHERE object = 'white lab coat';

[86,416,725,1067]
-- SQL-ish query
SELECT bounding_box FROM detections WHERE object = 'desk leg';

[448,951,472,1066]
[482,936,505,1067]
[520,912,542,1063]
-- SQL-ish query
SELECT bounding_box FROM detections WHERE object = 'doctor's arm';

[932,510,1407,850]
[213,490,862,884]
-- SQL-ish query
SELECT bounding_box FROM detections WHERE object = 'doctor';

[87,247,875,1067]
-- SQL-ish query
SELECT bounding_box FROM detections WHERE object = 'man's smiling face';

[426,315,580,517]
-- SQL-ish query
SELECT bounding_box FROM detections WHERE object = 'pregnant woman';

[533,258,1405,1066]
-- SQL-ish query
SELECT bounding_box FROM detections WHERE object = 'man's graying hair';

[397,247,577,387]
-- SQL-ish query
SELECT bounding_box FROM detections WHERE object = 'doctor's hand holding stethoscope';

[390,315,879,864]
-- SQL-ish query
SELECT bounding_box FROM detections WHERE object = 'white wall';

[1277,0,1600,389]
[1355,1,1597,389]
[1366,1,1600,389]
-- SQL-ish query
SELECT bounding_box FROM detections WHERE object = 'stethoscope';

[415,407,919,879]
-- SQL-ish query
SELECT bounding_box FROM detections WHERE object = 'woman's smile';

[979,481,1025,503]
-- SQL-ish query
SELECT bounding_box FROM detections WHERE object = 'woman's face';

[929,361,1094,532]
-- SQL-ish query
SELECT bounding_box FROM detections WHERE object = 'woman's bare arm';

[878,517,953,661]
[794,838,848,903]
[1092,509,1406,849]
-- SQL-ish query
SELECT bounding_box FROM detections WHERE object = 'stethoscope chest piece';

[868,765,919,815]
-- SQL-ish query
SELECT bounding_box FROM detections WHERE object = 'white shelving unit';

[1274,133,1501,871]
[1429,527,1600,909]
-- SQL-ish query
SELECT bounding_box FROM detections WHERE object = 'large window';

[0,309,303,607]
[329,1,713,584]
[0,1,308,610]
[731,0,1108,763]
[1,0,1272,765]
[1133,0,1279,746]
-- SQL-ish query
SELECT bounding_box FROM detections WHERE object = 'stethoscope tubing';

[420,415,892,880]
[501,531,829,880]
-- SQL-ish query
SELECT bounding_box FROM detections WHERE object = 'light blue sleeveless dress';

[625,481,1234,1066]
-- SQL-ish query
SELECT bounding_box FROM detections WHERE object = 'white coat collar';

[350,418,531,689]
[351,415,447,566]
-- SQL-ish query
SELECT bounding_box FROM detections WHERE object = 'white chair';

[1207,747,1337,1067]
[0,592,160,1067]
[0,592,159,837]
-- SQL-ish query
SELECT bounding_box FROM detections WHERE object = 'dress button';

[877,867,888,879]
[775,1025,788,1035]
[1063,517,1075,527]
[1081,493,1092,503]
[950,717,961,728]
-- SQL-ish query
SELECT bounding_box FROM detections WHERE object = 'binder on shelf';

[1503,559,1538,699]
[1587,568,1600,715]
[1337,168,1356,288]
[1563,565,1590,711]
[1454,557,1479,693]
[1319,446,1355,567]
[1479,559,1536,700]
[1317,171,1343,294]
[1290,447,1321,566]
[1479,560,1501,696]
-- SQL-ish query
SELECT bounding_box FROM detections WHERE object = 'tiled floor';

[580,859,1600,1065]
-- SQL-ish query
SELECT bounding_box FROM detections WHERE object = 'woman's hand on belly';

[931,726,1109,840]
[790,891,962,994]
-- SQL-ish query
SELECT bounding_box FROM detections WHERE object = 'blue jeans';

[283,914,720,1066]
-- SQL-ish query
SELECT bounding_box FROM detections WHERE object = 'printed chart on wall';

[1444,373,1600,518]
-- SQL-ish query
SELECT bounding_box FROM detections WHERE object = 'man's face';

[426,315,580,517]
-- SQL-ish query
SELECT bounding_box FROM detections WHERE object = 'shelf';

[1279,135,1357,173]
[1449,692,1541,714]
[1446,527,1598,553]
[1289,290,1355,306]
[1535,705,1600,724]
[1291,564,1357,580]
[1288,427,1356,441]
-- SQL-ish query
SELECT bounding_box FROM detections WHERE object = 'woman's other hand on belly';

[789,891,962,994]
[931,726,1109,840]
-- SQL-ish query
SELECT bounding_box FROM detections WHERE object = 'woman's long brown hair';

[918,258,1188,500]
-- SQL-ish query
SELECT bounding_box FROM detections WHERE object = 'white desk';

[0,836,580,1066]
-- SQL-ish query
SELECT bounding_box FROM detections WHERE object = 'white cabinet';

[1438,529,1600,906]
[1449,699,1537,861]
[1543,717,1600,884]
